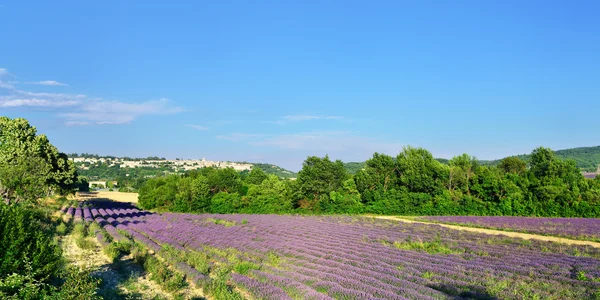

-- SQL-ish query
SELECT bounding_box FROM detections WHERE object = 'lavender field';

[63,202,600,299]
[421,216,600,242]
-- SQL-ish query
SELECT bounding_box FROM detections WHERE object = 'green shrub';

[130,243,148,264]
[186,251,210,274]
[103,243,121,263]
[164,272,187,292]
[205,277,244,300]
[114,240,132,254]
[233,261,259,275]
[75,237,96,250]
[87,222,101,236]
[72,223,86,238]
[0,204,63,282]
[56,222,68,235]
[51,266,102,300]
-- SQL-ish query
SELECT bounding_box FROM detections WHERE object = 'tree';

[246,167,268,185]
[498,156,527,175]
[207,167,243,194]
[245,175,291,213]
[529,147,556,178]
[296,156,347,209]
[0,117,78,204]
[355,153,397,204]
[449,153,478,195]
[396,146,447,194]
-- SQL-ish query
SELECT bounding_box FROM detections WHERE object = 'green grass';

[393,235,462,255]
[75,237,97,250]
[56,222,68,235]
[233,261,260,275]
[205,218,237,227]
[72,223,87,237]
[185,251,210,274]
[144,256,188,292]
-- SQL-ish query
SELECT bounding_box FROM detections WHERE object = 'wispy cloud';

[61,98,184,125]
[219,130,402,153]
[0,80,14,89]
[0,68,15,78]
[185,124,209,131]
[0,98,80,108]
[65,121,90,126]
[25,80,69,87]
[1,69,184,126]
[282,115,343,121]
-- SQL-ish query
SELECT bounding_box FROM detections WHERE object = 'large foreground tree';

[0,117,78,204]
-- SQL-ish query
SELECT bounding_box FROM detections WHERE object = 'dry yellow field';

[76,191,139,203]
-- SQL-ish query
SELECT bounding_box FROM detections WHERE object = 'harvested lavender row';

[73,202,600,299]
[175,262,209,286]
[83,207,93,222]
[231,273,293,300]
[421,216,600,241]
[73,207,83,221]
[93,216,127,242]
[66,206,75,217]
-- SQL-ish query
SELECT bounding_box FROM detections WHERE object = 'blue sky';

[1,1,599,171]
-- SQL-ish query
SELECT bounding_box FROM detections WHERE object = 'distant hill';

[250,163,297,179]
[477,146,600,172]
[344,146,600,174]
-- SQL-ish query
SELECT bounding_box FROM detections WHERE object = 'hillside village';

[72,156,254,172]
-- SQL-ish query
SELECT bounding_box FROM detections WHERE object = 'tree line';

[139,146,600,217]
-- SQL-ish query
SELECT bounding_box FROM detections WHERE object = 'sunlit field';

[62,200,600,300]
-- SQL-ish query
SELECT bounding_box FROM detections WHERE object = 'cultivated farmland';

[63,201,600,300]
[421,216,600,242]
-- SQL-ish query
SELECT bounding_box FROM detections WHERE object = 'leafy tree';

[323,178,363,213]
[245,167,268,185]
[245,175,291,213]
[529,147,556,178]
[498,156,527,175]
[210,192,243,213]
[396,147,447,194]
[448,153,478,195]
[355,153,397,204]
[190,175,211,212]
[296,156,347,210]
[207,168,243,194]
[0,117,78,204]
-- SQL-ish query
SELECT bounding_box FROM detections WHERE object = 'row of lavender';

[61,203,600,299]
[420,216,600,241]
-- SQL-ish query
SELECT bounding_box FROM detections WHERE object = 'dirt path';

[60,232,172,299]
[374,216,600,248]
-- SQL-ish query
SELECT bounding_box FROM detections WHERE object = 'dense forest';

[0,117,100,298]
[139,146,600,217]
